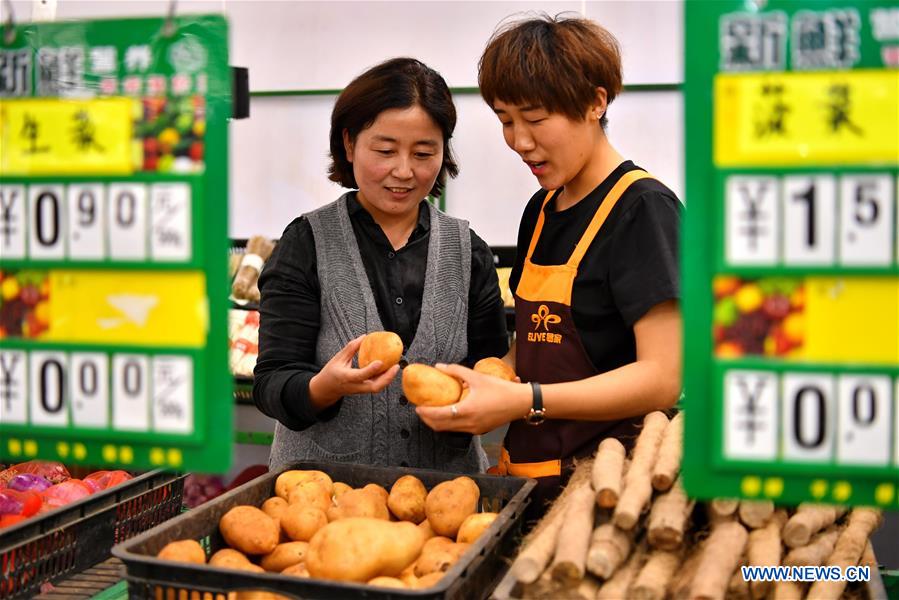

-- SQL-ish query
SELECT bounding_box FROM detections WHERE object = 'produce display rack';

[114,461,536,599]
[1,470,184,599]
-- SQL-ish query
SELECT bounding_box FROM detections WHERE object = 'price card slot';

[724,370,779,460]
[722,367,899,469]
[726,176,780,266]
[837,375,892,466]
[783,175,836,266]
[70,352,109,428]
[112,354,149,431]
[107,183,148,260]
[0,185,27,260]
[67,184,106,260]
[27,185,66,260]
[0,350,28,424]
[839,174,894,267]
[152,355,193,434]
[29,351,69,427]
[150,183,192,262]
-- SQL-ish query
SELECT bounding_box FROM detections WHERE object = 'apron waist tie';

[494,447,562,478]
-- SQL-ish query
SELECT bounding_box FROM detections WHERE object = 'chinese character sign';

[683,1,899,508]
[0,15,233,473]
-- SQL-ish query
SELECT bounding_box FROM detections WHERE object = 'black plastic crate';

[1,470,184,599]
[113,461,536,599]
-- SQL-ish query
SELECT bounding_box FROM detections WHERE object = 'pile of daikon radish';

[503,411,883,600]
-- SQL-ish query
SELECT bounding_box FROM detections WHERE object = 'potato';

[287,480,331,512]
[402,364,462,407]
[275,470,333,500]
[234,591,289,600]
[414,542,469,576]
[306,518,425,582]
[209,548,251,569]
[425,477,480,538]
[367,576,406,589]
[157,539,205,564]
[327,487,389,521]
[388,475,428,523]
[281,504,328,541]
[473,357,516,381]
[419,519,435,540]
[281,562,309,578]
[219,506,280,555]
[332,482,352,501]
[363,483,389,504]
[261,496,288,520]
[456,512,498,543]
[358,331,403,372]
[260,541,309,572]
[422,536,454,554]
[415,572,446,589]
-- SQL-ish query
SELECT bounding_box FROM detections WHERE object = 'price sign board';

[683,1,899,507]
[0,15,232,472]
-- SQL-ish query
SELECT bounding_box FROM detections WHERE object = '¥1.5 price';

[0,349,193,435]
[0,182,192,262]
[723,369,899,469]
[726,173,897,268]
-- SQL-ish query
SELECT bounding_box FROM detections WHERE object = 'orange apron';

[498,169,653,515]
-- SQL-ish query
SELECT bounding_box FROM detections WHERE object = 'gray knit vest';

[269,194,487,473]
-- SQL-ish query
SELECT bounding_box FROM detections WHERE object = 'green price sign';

[683,1,899,507]
[0,15,233,473]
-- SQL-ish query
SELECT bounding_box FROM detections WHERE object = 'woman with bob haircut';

[417,16,682,510]
[255,57,508,472]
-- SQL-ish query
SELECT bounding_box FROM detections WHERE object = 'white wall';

[9,0,685,243]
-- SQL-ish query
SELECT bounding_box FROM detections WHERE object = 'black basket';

[0,470,184,599]
[113,461,536,599]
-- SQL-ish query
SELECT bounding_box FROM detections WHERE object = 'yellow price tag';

[0,98,136,175]
[801,277,899,365]
[43,270,208,347]
[715,70,899,167]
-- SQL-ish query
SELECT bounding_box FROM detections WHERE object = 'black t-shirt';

[510,161,681,374]
[254,194,509,430]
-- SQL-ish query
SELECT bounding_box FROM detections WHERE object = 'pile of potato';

[501,411,885,600]
[156,469,500,593]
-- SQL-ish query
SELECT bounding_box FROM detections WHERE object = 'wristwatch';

[525,381,546,426]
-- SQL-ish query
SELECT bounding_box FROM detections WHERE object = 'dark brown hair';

[478,14,622,127]
[328,57,459,197]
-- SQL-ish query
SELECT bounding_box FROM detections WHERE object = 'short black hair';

[328,57,459,197]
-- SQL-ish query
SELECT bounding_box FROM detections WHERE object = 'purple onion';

[0,490,24,515]
[8,473,52,493]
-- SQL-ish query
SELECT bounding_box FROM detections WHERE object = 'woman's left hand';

[415,363,531,434]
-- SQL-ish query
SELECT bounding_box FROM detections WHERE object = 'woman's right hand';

[308,335,400,410]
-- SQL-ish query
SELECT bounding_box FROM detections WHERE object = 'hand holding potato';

[309,335,400,408]
[416,363,531,435]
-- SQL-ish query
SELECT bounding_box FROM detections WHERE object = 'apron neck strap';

[566,170,652,268]
[525,189,557,262]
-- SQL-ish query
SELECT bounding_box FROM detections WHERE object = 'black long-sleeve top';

[253,194,509,431]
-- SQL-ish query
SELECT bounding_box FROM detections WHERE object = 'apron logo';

[528,305,563,344]
[531,305,561,331]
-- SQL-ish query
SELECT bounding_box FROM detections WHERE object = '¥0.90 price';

[0,182,192,262]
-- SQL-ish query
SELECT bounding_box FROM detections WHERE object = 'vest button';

[400,428,410,439]
[388,251,396,259]
[395,297,403,305]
